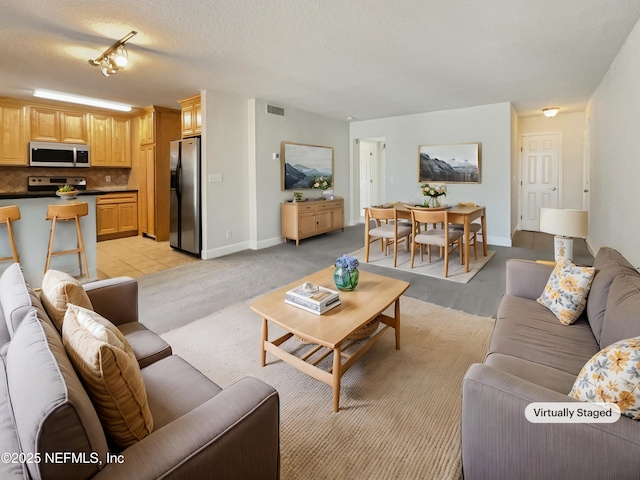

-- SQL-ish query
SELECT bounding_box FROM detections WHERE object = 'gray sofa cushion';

[587,247,639,345]
[491,294,600,376]
[0,354,26,480]
[141,355,222,431]
[600,274,640,348]
[0,263,53,340]
[485,352,577,394]
[6,310,108,480]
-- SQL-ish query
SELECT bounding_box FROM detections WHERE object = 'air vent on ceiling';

[266,104,285,116]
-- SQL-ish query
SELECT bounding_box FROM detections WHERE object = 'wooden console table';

[282,197,344,245]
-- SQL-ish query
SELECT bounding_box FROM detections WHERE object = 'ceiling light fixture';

[33,89,132,112]
[88,31,137,77]
[542,107,559,118]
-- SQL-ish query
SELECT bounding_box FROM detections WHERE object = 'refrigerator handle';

[174,158,181,195]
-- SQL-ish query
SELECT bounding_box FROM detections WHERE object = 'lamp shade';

[539,208,588,238]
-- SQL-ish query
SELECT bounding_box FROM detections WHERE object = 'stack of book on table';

[285,284,341,315]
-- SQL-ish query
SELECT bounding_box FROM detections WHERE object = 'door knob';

[551,187,557,191]
[583,189,589,193]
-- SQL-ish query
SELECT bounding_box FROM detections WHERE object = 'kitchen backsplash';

[0,167,132,192]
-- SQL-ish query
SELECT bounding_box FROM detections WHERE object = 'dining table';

[392,203,488,273]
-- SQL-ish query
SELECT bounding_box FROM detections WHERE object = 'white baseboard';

[201,241,250,259]
[487,235,511,247]
[249,236,285,250]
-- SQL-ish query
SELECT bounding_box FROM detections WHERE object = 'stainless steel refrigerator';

[170,137,201,256]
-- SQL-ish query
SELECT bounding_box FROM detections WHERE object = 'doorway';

[520,133,562,231]
[357,137,385,216]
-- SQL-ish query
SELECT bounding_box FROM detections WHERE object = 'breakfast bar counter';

[0,194,100,288]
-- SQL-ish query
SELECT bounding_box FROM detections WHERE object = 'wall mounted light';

[542,107,559,118]
[88,31,137,77]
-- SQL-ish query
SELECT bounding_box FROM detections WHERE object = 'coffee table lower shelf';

[260,311,399,412]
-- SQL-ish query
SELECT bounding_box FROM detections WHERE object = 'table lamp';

[539,208,588,262]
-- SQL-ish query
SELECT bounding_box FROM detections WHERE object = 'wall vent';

[266,104,285,116]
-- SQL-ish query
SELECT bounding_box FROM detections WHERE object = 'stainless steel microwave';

[29,142,90,167]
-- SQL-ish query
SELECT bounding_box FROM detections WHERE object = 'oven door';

[29,142,90,167]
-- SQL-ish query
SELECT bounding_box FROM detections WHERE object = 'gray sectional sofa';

[0,263,280,480]
[462,247,640,479]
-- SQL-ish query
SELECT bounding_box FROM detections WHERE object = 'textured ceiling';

[1,0,640,120]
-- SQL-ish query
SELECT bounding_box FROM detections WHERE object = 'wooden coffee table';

[250,266,410,412]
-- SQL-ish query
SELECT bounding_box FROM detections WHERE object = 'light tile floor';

[96,235,199,280]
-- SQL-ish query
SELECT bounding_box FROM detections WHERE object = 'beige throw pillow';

[40,270,93,332]
[62,304,153,448]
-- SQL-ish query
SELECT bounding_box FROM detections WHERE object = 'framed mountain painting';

[418,143,480,183]
[281,142,334,190]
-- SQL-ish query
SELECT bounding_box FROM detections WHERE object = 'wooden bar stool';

[45,202,89,276]
[0,205,20,263]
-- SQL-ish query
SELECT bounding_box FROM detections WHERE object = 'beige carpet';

[350,242,495,283]
[161,296,494,479]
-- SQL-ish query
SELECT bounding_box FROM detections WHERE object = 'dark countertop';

[0,188,138,200]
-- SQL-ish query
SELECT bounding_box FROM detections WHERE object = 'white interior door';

[520,133,561,231]
[359,141,374,216]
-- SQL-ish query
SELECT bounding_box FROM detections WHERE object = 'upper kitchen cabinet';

[89,114,131,167]
[139,109,155,145]
[0,99,29,166]
[177,94,201,138]
[31,107,88,143]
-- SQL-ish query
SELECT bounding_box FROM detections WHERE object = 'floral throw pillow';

[537,259,595,325]
[569,337,640,420]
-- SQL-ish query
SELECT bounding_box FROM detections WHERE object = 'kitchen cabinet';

[0,100,29,166]
[177,94,201,138]
[137,106,180,241]
[139,109,154,145]
[89,114,131,167]
[281,198,344,245]
[31,107,88,143]
[97,192,138,241]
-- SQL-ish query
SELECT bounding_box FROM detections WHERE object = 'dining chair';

[450,222,483,261]
[410,209,463,277]
[365,207,412,267]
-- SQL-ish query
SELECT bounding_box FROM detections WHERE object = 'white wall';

[586,17,640,268]
[251,100,350,247]
[518,112,586,210]
[201,90,250,259]
[349,102,513,246]
[200,94,349,256]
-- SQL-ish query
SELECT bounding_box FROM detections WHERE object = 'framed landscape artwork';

[281,141,334,190]
[418,143,480,183]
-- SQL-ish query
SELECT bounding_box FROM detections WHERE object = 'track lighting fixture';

[88,31,137,77]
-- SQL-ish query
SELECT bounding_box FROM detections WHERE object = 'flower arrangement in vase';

[313,176,334,199]
[420,183,447,207]
[334,254,359,291]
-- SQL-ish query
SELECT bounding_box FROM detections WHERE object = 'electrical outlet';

[208,173,223,183]
[225,230,232,239]
[106,175,111,182]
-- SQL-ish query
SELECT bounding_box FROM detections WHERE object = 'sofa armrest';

[94,377,280,480]
[83,277,138,326]
[505,259,554,300]
[462,363,640,480]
